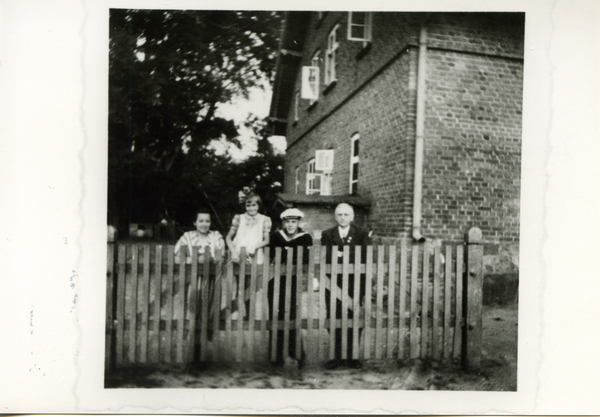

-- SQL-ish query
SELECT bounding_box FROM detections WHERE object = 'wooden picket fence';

[105,228,484,370]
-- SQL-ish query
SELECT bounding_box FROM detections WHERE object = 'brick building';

[268,12,524,255]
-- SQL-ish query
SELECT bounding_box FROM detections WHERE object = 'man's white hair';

[335,203,354,215]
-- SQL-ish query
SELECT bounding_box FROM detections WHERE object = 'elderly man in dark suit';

[321,203,371,368]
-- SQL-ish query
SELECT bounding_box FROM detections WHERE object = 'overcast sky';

[213,84,287,160]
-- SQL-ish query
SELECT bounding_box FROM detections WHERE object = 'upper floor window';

[347,12,372,43]
[301,51,320,102]
[349,133,360,195]
[325,25,339,85]
[310,51,321,103]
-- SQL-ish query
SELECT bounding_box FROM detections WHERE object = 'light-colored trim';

[294,166,300,194]
[412,22,429,242]
[281,48,303,57]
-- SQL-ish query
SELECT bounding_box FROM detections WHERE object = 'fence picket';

[225,252,234,362]
[410,244,419,358]
[341,246,350,360]
[295,246,303,360]
[199,247,210,362]
[283,249,294,362]
[318,246,327,362]
[128,245,139,364]
[364,246,373,359]
[307,246,315,354]
[163,250,174,363]
[150,246,162,363]
[237,248,246,362]
[329,246,338,360]
[398,240,407,360]
[375,246,385,359]
[444,245,453,359]
[212,256,222,362]
[454,244,464,360]
[432,245,442,360]
[175,247,187,363]
[186,248,198,363]
[421,243,431,358]
[137,245,150,363]
[261,248,270,358]
[248,251,258,362]
[115,245,126,365]
[352,246,361,359]
[387,245,396,359]
[271,248,282,362]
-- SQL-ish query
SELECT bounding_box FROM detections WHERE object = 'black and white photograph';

[104,10,522,391]
[1,0,600,414]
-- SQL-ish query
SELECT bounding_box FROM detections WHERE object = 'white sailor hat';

[280,208,304,220]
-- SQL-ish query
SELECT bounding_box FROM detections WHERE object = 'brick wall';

[284,49,417,238]
[421,14,523,242]
[283,12,523,243]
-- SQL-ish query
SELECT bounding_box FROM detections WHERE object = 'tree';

[108,9,283,233]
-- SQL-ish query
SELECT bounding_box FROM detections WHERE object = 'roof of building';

[268,12,310,136]
[276,193,371,209]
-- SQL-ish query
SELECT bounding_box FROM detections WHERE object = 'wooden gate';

[105,227,484,370]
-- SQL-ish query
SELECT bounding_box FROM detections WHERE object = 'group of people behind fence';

[173,190,371,369]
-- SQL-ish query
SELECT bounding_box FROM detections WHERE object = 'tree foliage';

[108,9,284,236]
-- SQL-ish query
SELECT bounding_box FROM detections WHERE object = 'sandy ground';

[105,303,517,391]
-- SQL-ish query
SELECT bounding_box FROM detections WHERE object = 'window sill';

[323,80,337,95]
[307,100,318,111]
[356,42,372,60]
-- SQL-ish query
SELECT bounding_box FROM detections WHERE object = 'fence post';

[464,227,483,371]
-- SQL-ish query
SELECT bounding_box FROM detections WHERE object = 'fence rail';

[106,230,483,369]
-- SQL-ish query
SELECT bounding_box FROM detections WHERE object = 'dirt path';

[106,304,517,391]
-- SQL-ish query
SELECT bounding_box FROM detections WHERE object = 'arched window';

[306,158,321,195]
[349,133,360,195]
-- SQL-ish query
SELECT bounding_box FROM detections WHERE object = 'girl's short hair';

[241,192,263,208]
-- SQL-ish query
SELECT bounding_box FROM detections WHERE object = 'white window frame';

[306,158,322,195]
[349,133,360,195]
[325,25,339,86]
[347,12,373,43]
[295,166,300,194]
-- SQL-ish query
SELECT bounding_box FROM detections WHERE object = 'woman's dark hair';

[193,209,211,221]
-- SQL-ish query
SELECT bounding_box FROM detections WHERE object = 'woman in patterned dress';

[174,210,225,263]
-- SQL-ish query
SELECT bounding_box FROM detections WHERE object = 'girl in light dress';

[174,210,225,263]
[226,192,271,264]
